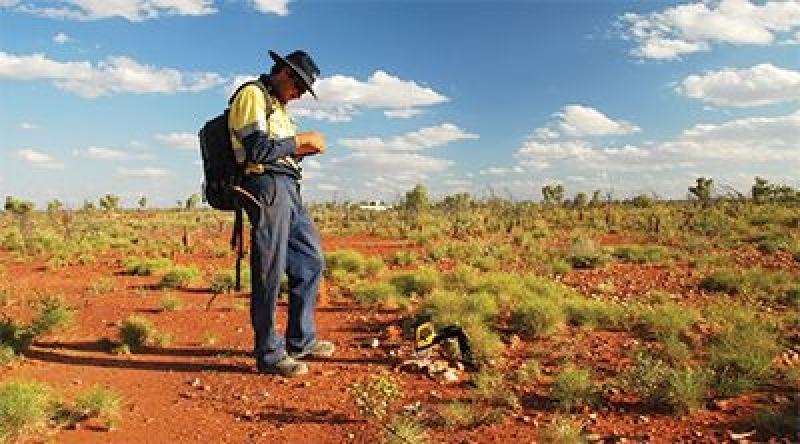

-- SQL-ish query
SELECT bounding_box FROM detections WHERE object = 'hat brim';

[269,50,317,99]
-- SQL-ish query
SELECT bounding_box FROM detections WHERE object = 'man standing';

[229,49,333,377]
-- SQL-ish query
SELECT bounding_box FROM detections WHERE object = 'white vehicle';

[359,200,390,211]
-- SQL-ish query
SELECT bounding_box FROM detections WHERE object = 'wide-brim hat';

[269,50,319,99]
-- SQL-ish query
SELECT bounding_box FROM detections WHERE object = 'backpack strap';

[227,78,273,292]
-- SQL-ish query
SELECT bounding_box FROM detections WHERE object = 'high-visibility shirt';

[228,79,300,178]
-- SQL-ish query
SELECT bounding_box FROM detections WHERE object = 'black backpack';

[198,80,269,211]
[198,79,270,293]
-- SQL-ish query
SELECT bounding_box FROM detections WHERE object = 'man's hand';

[295,131,326,156]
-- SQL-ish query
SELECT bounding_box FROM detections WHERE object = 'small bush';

[28,295,75,337]
[706,324,781,396]
[158,293,184,312]
[0,380,58,443]
[351,281,398,307]
[549,365,599,412]
[620,351,709,414]
[86,277,114,295]
[537,414,587,444]
[384,416,430,444]
[209,268,250,294]
[612,245,669,263]
[390,267,439,297]
[638,300,698,341]
[159,265,200,289]
[125,257,172,276]
[117,316,156,352]
[509,297,565,337]
[437,401,503,429]
[325,250,366,277]
[74,385,123,421]
[565,237,610,269]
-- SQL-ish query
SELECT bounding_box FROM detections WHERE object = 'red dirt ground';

[1,234,797,443]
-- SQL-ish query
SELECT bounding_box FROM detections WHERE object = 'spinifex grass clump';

[706,322,781,397]
[350,372,429,444]
[116,316,157,353]
[69,385,123,430]
[699,267,799,305]
[564,236,610,269]
[390,267,440,298]
[350,281,398,307]
[549,365,600,412]
[0,379,59,443]
[158,265,201,289]
[124,257,173,276]
[324,250,367,277]
[0,295,75,364]
[612,244,671,264]
[620,350,709,414]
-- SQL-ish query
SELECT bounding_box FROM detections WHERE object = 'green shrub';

[125,257,172,276]
[462,322,504,363]
[565,236,610,269]
[612,245,669,263]
[549,365,599,412]
[351,281,398,307]
[74,385,123,421]
[325,250,366,277]
[158,265,200,289]
[388,251,417,267]
[158,293,184,311]
[389,267,440,297]
[28,295,75,337]
[117,316,156,352]
[86,277,114,295]
[621,350,709,414]
[423,290,499,328]
[0,380,58,443]
[509,296,565,337]
[437,401,503,429]
[638,300,698,341]
[470,369,519,409]
[537,414,587,444]
[563,297,629,330]
[384,416,430,444]
[706,324,781,396]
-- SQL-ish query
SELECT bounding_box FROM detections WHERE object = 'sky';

[0,0,798,208]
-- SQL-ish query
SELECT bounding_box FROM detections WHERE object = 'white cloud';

[0,52,226,97]
[665,110,800,161]
[532,105,640,140]
[679,63,800,107]
[73,146,128,160]
[384,108,424,119]
[155,132,198,150]
[14,149,64,169]
[252,0,289,16]
[620,0,800,60]
[509,109,800,198]
[117,167,168,177]
[556,105,641,138]
[19,121,38,130]
[338,123,478,152]
[293,71,448,122]
[53,32,71,44]
[14,0,215,21]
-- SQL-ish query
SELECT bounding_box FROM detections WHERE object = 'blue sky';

[1,0,798,208]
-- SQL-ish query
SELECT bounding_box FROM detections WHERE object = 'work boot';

[257,356,308,377]
[288,340,335,359]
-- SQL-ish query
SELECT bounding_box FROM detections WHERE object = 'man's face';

[275,65,307,103]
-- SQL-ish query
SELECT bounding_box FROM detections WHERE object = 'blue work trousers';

[241,173,325,366]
